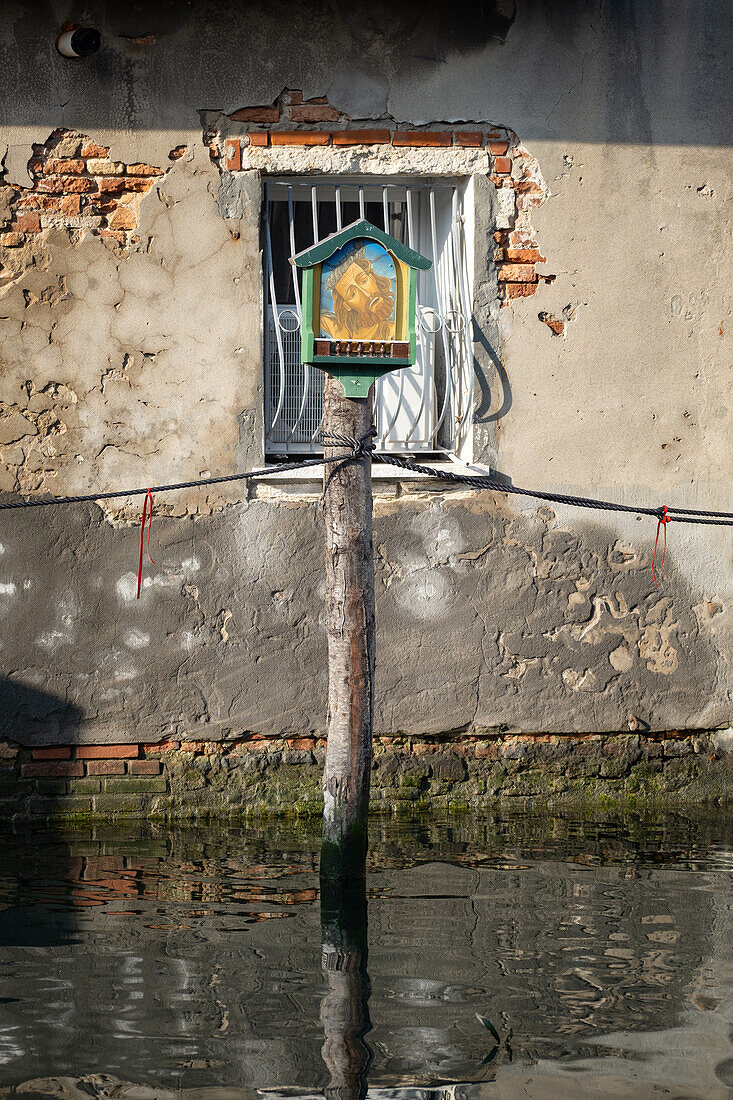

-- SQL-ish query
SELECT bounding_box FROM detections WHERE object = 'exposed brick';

[286,737,316,751]
[502,282,539,299]
[43,158,85,175]
[76,744,139,759]
[80,142,110,158]
[501,248,546,263]
[224,138,242,171]
[180,741,204,752]
[493,155,512,174]
[128,759,162,775]
[169,145,188,160]
[36,176,96,194]
[22,761,84,778]
[0,232,23,246]
[32,746,72,760]
[332,129,391,146]
[269,131,330,146]
[60,194,82,216]
[41,213,102,229]
[246,131,269,146]
[282,89,303,104]
[289,104,341,122]
[497,263,537,282]
[539,312,565,336]
[85,760,126,775]
[142,740,180,753]
[69,778,101,794]
[8,213,39,232]
[102,777,167,794]
[107,206,137,231]
[488,139,510,155]
[50,133,83,157]
[85,195,119,213]
[124,163,164,176]
[84,158,123,176]
[453,132,483,147]
[228,106,280,123]
[97,177,154,193]
[393,131,452,147]
[514,180,545,195]
[16,195,61,211]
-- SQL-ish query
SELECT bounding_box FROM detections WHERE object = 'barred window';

[263,178,473,458]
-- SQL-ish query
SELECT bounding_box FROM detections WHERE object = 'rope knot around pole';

[320,427,377,459]
[319,428,377,501]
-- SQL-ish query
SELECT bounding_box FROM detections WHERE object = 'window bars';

[263,178,473,457]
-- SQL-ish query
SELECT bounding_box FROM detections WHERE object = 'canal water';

[0,812,731,1098]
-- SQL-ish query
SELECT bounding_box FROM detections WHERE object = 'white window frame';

[262,176,475,467]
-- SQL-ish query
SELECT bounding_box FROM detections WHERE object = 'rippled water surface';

[0,813,732,1098]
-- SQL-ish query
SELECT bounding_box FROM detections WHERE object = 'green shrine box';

[290,219,432,398]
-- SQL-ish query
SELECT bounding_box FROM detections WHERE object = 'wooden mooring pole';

[320,375,375,881]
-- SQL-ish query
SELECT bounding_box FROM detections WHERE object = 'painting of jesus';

[319,240,397,342]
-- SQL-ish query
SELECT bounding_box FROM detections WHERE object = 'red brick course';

[454,132,484,147]
[393,131,452,147]
[32,746,72,760]
[22,761,83,778]
[86,760,126,775]
[269,131,331,146]
[332,129,391,146]
[128,760,162,775]
[0,129,169,252]
[77,745,139,759]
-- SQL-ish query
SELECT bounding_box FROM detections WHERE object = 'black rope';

[0,438,731,526]
[0,454,348,511]
[377,454,733,526]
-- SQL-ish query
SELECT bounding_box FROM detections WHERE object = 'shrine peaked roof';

[290,219,432,270]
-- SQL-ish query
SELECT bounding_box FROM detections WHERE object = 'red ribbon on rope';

[652,505,670,587]
[136,489,155,599]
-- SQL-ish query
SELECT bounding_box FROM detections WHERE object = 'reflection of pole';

[321,375,375,879]
[320,871,372,1100]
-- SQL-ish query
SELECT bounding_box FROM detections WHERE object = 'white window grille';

[263,178,473,458]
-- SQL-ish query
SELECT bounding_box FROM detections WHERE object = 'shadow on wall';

[0,0,728,145]
[473,318,513,424]
[0,677,82,744]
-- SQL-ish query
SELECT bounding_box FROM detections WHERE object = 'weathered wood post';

[320,375,375,880]
[290,218,430,880]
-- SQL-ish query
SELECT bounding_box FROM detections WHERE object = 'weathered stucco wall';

[0,0,730,754]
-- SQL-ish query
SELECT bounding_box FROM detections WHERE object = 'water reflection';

[320,872,372,1099]
[0,813,729,1096]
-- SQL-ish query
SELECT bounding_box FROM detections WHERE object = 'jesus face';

[333,260,394,324]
